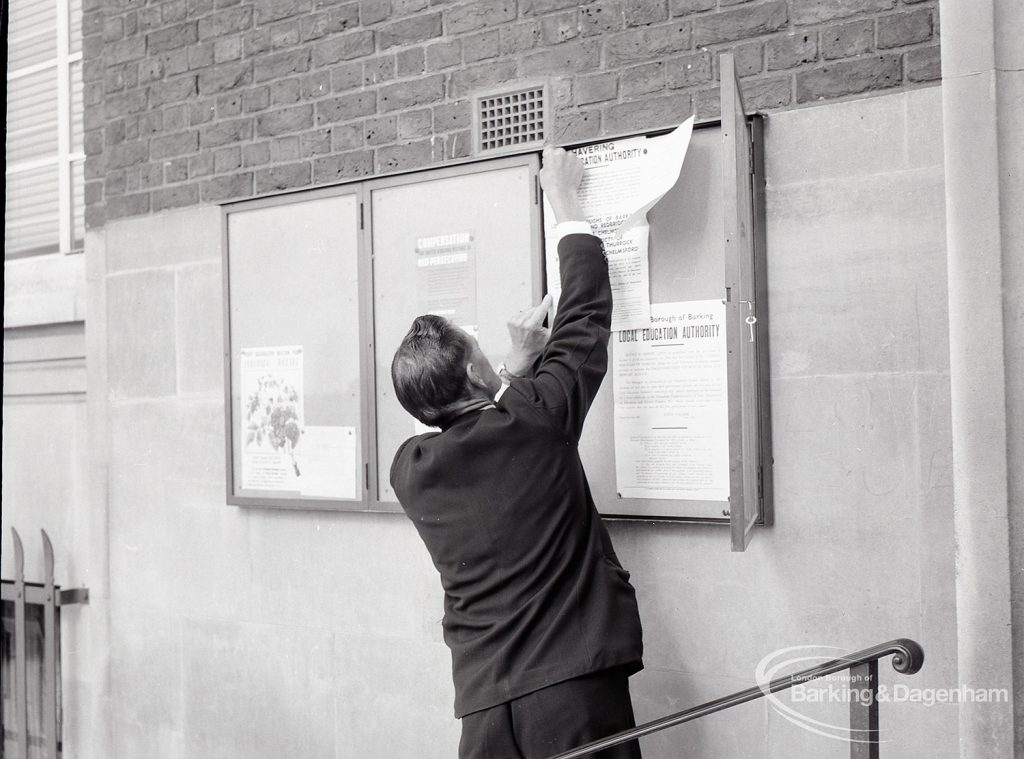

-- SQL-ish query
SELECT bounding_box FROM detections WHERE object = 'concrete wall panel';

[1,400,88,577]
[332,635,460,758]
[765,173,948,377]
[106,270,178,398]
[176,261,225,396]
[105,207,222,274]
[630,668,769,758]
[109,608,185,757]
[181,618,336,758]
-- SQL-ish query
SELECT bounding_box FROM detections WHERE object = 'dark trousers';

[459,668,643,759]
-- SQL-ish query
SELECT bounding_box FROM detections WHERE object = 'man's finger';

[525,293,554,327]
[539,292,554,320]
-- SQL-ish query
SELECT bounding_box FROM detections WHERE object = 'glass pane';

[371,163,538,502]
[72,159,85,250]
[70,0,83,55]
[227,194,365,503]
[6,68,60,164]
[70,60,84,153]
[8,0,57,70]
[5,164,60,259]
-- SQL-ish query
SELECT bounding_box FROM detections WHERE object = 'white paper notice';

[613,300,730,503]
[295,425,358,499]
[617,118,694,235]
[416,231,476,326]
[544,118,694,331]
[241,346,304,492]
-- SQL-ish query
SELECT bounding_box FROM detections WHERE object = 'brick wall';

[83,0,941,225]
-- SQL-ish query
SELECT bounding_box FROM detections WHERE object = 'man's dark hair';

[392,315,474,427]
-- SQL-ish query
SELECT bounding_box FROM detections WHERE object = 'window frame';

[5,0,85,260]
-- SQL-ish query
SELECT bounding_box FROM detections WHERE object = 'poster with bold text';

[549,136,652,331]
[240,346,305,492]
[416,232,477,328]
[613,300,730,505]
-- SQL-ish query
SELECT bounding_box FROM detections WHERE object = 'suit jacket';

[391,233,644,718]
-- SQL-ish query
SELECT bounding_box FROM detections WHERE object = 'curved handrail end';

[890,638,925,675]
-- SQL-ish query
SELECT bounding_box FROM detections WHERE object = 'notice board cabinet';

[555,55,771,550]
[222,54,771,549]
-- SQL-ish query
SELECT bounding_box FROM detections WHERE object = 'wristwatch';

[497,363,519,383]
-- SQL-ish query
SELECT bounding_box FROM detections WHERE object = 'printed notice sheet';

[544,118,694,331]
[416,232,477,328]
[613,300,730,504]
[241,346,305,492]
[294,425,358,499]
[241,348,359,499]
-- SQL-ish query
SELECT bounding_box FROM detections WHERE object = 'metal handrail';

[550,638,925,759]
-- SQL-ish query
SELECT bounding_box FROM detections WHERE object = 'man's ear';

[465,361,489,390]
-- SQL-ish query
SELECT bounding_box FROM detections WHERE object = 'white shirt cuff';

[553,221,593,243]
[494,382,510,402]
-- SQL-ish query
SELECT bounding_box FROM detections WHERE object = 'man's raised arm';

[515,146,612,440]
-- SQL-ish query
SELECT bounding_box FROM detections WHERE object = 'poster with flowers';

[240,346,304,492]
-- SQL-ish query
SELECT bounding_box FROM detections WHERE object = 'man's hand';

[540,146,586,225]
[502,293,554,377]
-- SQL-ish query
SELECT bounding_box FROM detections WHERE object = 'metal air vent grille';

[473,85,547,154]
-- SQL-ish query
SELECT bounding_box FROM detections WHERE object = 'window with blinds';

[5,0,85,260]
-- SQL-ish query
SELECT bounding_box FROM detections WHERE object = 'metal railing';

[1,529,89,758]
[550,638,925,759]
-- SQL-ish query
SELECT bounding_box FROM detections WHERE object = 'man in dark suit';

[390,146,644,759]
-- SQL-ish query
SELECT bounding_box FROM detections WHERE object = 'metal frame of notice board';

[222,184,372,510]
[363,154,544,512]
[219,53,771,550]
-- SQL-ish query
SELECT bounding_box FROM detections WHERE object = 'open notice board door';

[721,53,767,551]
